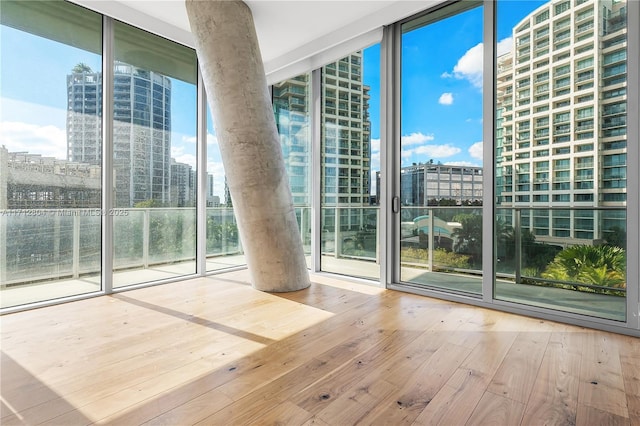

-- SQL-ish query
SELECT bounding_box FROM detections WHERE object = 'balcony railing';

[0,207,242,286]
[1,205,627,310]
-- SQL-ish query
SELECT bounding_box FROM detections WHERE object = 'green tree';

[542,245,626,288]
[578,266,625,288]
[604,226,626,249]
[451,213,482,264]
[72,62,93,73]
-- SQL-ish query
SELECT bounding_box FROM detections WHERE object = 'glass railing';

[400,206,483,279]
[114,208,197,272]
[1,206,316,306]
[495,206,626,321]
[321,206,380,280]
[1,207,244,288]
[1,209,102,286]
[2,205,627,319]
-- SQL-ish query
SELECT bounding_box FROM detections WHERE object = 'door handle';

[392,196,400,214]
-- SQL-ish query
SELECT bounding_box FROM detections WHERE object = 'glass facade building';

[68,62,177,207]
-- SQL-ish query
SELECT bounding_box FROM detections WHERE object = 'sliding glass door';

[398,2,484,296]
[493,0,628,320]
[393,0,632,325]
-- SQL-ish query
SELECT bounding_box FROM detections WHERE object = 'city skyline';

[0,3,493,200]
[0,0,621,202]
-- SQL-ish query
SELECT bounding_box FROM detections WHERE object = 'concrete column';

[186,0,310,292]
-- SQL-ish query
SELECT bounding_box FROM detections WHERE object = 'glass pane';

[272,73,312,267]
[0,1,102,308]
[400,3,484,295]
[495,0,627,321]
[112,21,197,287]
[320,47,381,280]
[205,106,245,271]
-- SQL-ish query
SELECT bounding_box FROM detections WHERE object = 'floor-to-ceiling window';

[205,105,245,271]
[111,21,198,288]
[494,0,628,321]
[272,73,313,267]
[1,0,637,336]
[320,46,381,280]
[398,2,484,295]
[0,1,103,308]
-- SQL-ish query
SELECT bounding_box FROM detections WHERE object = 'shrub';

[542,245,626,289]
[400,247,471,269]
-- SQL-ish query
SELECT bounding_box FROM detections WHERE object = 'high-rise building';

[67,67,102,165]
[206,174,220,207]
[321,52,372,207]
[170,159,196,207]
[271,52,372,210]
[496,0,627,246]
[272,53,372,233]
[272,74,311,206]
[67,62,173,207]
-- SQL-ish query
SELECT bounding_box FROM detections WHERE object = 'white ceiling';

[71,0,438,78]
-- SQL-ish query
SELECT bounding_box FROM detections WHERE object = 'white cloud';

[469,141,483,160]
[438,92,454,105]
[401,149,414,158]
[371,151,380,172]
[207,132,218,145]
[171,145,184,157]
[401,144,461,160]
[1,98,66,128]
[452,42,484,88]
[497,37,513,57]
[179,132,218,145]
[170,146,197,169]
[207,161,227,199]
[370,138,381,172]
[444,37,512,88]
[371,138,380,153]
[399,132,460,159]
[0,121,67,159]
[175,153,197,168]
[413,144,461,158]
[447,161,481,167]
[401,132,435,146]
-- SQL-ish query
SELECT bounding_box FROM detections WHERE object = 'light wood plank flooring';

[1,269,639,425]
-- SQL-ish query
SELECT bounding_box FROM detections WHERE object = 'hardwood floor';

[1,269,639,425]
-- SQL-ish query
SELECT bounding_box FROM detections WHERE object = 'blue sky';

[377,1,545,171]
[399,5,485,168]
[1,1,546,199]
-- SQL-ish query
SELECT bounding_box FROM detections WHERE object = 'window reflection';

[495,0,627,320]
[112,21,198,287]
[321,48,381,280]
[273,74,312,265]
[0,0,103,307]
[206,107,245,271]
